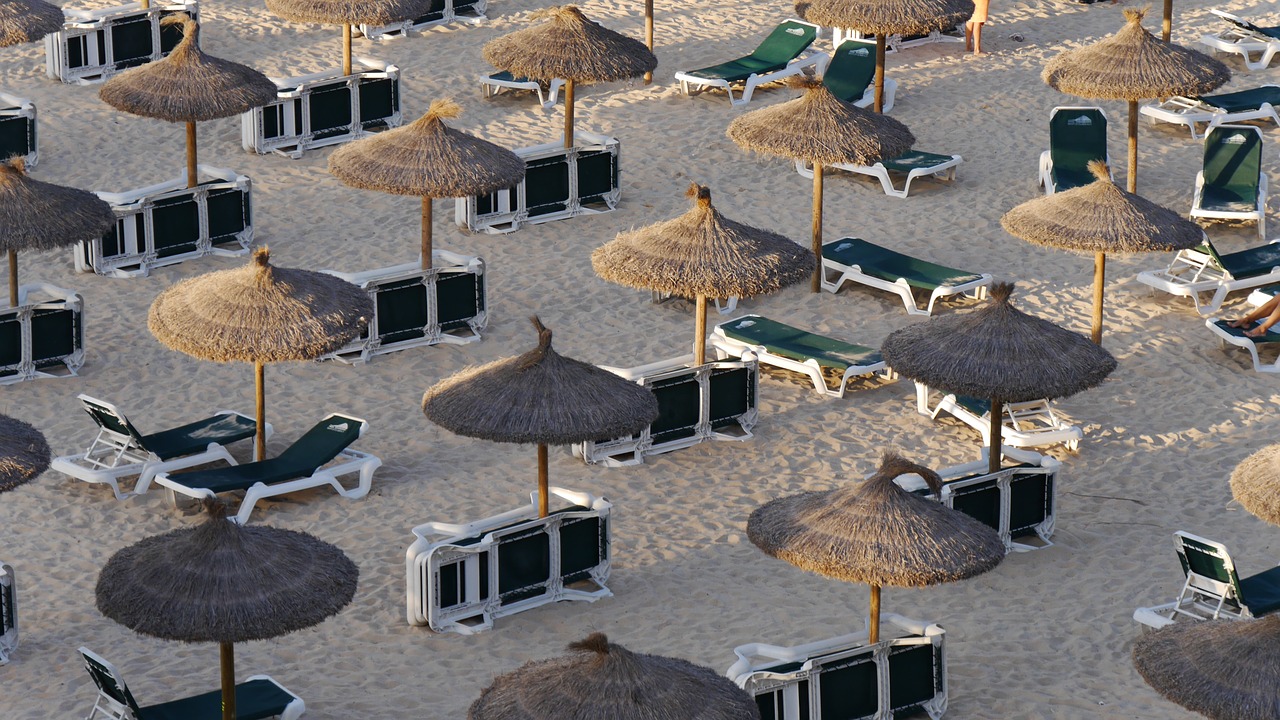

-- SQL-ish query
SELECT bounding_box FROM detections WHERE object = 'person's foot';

[1246,325,1272,338]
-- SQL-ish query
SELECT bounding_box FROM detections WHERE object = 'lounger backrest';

[0,567,13,637]
[78,395,148,448]
[1174,532,1244,603]
[1202,126,1262,204]
[274,414,366,470]
[823,39,877,103]
[751,21,818,66]
[1049,107,1107,180]
[79,648,145,716]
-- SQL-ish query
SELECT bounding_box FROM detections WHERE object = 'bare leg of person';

[1229,295,1280,329]
[973,22,984,54]
[965,21,974,51]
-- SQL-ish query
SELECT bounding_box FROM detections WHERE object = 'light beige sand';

[2,0,1280,716]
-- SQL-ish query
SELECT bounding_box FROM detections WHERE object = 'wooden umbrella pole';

[988,397,1002,474]
[1162,0,1172,42]
[695,294,708,365]
[220,642,236,720]
[7,249,17,308]
[810,162,824,292]
[1127,100,1138,193]
[186,121,198,189]
[537,443,549,518]
[342,24,352,77]
[643,0,654,85]
[564,80,575,149]
[868,584,881,644]
[254,361,265,462]
[1092,252,1106,345]
[421,197,433,270]
[874,36,886,113]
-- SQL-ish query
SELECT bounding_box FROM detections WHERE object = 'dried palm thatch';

[482,6,657,84]
[0,414,49,492]
[1230,444,1280,527]
[0,0,63,48]
[0,157,115,254]
[797,0,973,37]
[1133,615,1280,720]
[264,0,428,26]
[469,632,760,720]
[98,16,276,122]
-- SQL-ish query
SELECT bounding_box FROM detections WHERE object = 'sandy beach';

[2,0,1279,716]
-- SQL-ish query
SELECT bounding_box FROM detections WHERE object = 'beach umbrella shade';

[0,157,115,307]
[483,6,656,148]
[0,0,62,48]
[96,501,358,720]
[423,317,658,518]
[1133,615,1280,720]
[1042,8,1229,193]
[328,99,524,271]
[798,0,973,112]
[148,247,371,461]
[881,282,1116,473]
[99,15,277,188]
[592,183,812,363]
[1000,160,1204,345]
[749,452,1005,644]
[1229,444,1280,527]
[727,77,914,292]
[469,632,761,720]
[0,414,49,492]
[265,0,433,76]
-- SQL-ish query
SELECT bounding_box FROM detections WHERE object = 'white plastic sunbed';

[1201,9,1280,71]
[821,238,991,315]
[479,71,565,110]
[796,151,963,198]
[914,382,1083,451]
[0,562,15,665]
[1141,85,1280,139]
[1137,237,1280,315]
[1204,317,1280,372]
[675,19,824,107]
[1134,531,1280,629]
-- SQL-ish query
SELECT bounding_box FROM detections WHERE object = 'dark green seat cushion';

[167,416,363,493]
[1049,108,1107,191]
[822,40,875,103]
[882,151,957,173]
[684,21,816,82]
[137,679,296,720]
[956,395,991,415]
[1203,240,1280,278]
[1240,565,1280,616]
[141,413,258,461]
[718,315,881,370]
[823,238,984,291]
[488,70,537,84]
[1201,86,1280,112]
[1212,319,1280,344]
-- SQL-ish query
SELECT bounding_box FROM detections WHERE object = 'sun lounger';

[0,92,37,168]
[153,413,380,524]
[0,562,15,666]
[914,383,1083,450]
[80,647,304,720]
[45,0,198,85]
[1191,125,1266,239]
[1134,531,1280,629]
[1137,237,1280,314]
[1141,85,1280,139]
[797,150,962,198]
[1201,9,1280,71]
[818,38,896,111]
[1204,318,1280,372]
[479,70,565,110]
[709,314,892,398]
[0,283,84,385]
[357,0,486,39]
[674,20,822,107]
[1039,106,1111,195]
[821,238,991,315]
[831,24,965,54]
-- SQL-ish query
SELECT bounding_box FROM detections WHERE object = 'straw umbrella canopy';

[0,0,63,48]
[1042,8,1229,193]
[1001,160,1204,345]
[96,501,358,720]
[728,77,914,292]
[798,0,973,112]
[881,282,1116,473]
[0,157,115,308]
[148,247,371,461]
[422,317,658,518]
[1133,615,1280,720]
[328,99,524,271]
[592,184,813,364]
[99,16,276,189]
[748,452,1005,644]
[483,6,656,149]
[265,0,432,76]
[0,414,49,492]
[1229,444,1280,527]
[469,632,760,720]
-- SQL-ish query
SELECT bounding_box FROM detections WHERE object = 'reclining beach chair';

[797,150,963,198]
[1204,318,1280,372]
[709,314,892,398]
[819,38,895,111]
[914,383,1083,450]
[1201,9,1280,71]
[1133,531,1280,629]
[674,20,822,107]
[50,395,264,500]
[80,647,304,720]
[153,413,381,524]
[1141,85,1280,139]
[1038,106,1111,195]
[1191,125,1266,239]
[0,562,15,665]
[821,238,992,315]
[1138,236,1280,314]
[0,283,85,385]
[479,70,565,110]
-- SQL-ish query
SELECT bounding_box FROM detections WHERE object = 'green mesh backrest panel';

[1202,86,1280,113]
[1178,535,1242,596]
[822,40,876,103]
[1203,127,1261,205]
[1049,108,1107,185]
[1,580,13,634]
[818,653,878,718]
[496,527,550,605]
[81,652,143,715]
[888,643,940,713]
[752,21,817,66]
[274,415,364,469]
[80,397,147,446]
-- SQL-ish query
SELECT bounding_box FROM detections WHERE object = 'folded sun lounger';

[914,383,1083,451]
[1204,318,1280,372]
[1134,531,1280,629]
[1137,237,1280,315]
[674,19,822,107]
[796,150,963,198]
[479,70,565,110]
[0,562,15,666]
[1201,8,1280,71]
[1191,125,1266,239]
[821,238,991,315]
[1141,85,1280,139]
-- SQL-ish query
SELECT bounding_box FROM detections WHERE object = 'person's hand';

[1228,318,1255,329]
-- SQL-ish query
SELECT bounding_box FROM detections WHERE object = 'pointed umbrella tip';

[521,316,553,369]
[1,156,25,176]
[988,281,1016,304]
[200,497,232,520]
[252,245,271,267]
[567,632,611,654]
[686,183,712,207]
[531,4,582,21]
[1086,159,1111,183]
[425,98,463,122]
[1124,6,1148,24]
[875,451,942,497]
[785,74,823,91]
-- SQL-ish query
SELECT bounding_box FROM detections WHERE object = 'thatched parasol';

[798,0,973,111]
[1042,8,1229,193]
[592,184,812,363]
[483,6,656,148]
[748,452,1005,644]
[1229,444,1280,527]
[96,501,357,720]
[265,0,432,76]
[1001,161,1204,345]
[0,0,63,48]
[328,99,524,271]
[881,282,1116,472]
[148,247,371,461]
[423,317,658,517]
[1133,615,1280,720]
[727,77,914,291]
[99,15,276,189]
[0,414,49,492]
[469,632,760,720]
[0,157,115,308]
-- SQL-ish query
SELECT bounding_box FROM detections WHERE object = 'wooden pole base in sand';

[644,0,654,85]
[421,197,433,270]
[8,249,17,308]
[255,361,266,462]
[342,24,353,77]
[695,294,707,365]
[988,398,1002,474]
[811,162,824,292]
[1127,100,1138,194]
[874,37,886,113]
[537,443,549,518]
[564,80,576,149]
[220,641,236,720]
[868,584,881,644]
[186,121,198,189]
[1092,252,1106,345]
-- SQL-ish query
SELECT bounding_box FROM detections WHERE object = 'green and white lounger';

[915,384,1083,451]
[1201,9,1280,71]
[154,413,381,524]
[1038,106,1111,195]
[0,562,14,665]
[1137,237,1280,314]
[821,238,991,315]
[1192,125,1266,239]
[1205,318,1280,372]
[1133,531,1280,629]
[819,39,896,111]
[1142,85,1280,139]
[797,150,963,198]
[710,314,892,398]
[674,20,822,107]
[479,70,565,110]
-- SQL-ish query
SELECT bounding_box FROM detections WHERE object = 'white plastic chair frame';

[1140,88,1280,139]
[914,382,1083,451]
[0,563,16,665]
[0,92,37,168]
[0,283,84,385]
[44,0,199,84]
[1133,531,1271,629]
[674,20,825,107]
[479,73,565,110]
[1137,241,1280,315]
[794,152,957,198]
[1200,9,1280,71]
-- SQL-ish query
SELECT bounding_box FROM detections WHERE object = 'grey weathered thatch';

[95,502,358,643]
[880,282,1117,402]
[423,317,659,445]
[482,6,657,83]
[1042,9,1229,100]
[728,77,914,165]
[797,0,974,37]
[98,16,277,122]
[1230,444,1280,527]
[329,99,525,198]
[148,246,371,363]
[0,414,49,492]
[748,452,1005,587]
[0,157,115,253]
[264,0,428,26]
[469,632,761,720]
[0,0,63,48]
[592,184,813,298]
[1132,615,1280,720]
